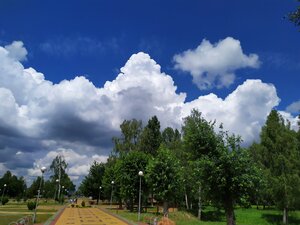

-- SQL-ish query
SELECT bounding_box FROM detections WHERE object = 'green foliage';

[288,1,300,27]
[113,119,143,154]
[50,155,76,193]
[0,171,26,198]
[182,109,218,159]
[1,196,9,205]
[79,161,105,200]
[139,116,162,155]
[146,146,183,211]
[115,151,149,211]
[27,201,36,210]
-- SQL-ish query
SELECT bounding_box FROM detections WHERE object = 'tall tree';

[146,146,182,215]
[182,109,218,159]
[200,133,260,225]
[181,109,219,219]
[102,156,122,208]
[257,110,300,224]
[139,116,162,155]
[0,171,26,198]
[113,119,143,155]
[79,161,105,204]
[115,151,149,211]
[50,155,75,193]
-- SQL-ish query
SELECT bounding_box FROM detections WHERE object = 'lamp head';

[138,171,144,176]
[4,184,7,187]
[41,166,47,173]
[56,179,59,183]
[111,181,114,185]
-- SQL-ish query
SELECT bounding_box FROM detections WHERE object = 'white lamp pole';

[110,181,114,209]
[33,166,47,223]
[1,184,7,205]
[54,179,59,201]
[98,186,102,205]
[138,171,144,221]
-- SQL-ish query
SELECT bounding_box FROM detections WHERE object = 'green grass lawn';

[0,200,62,225]
[113,206,300,225]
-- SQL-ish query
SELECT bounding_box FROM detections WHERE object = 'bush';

[27,201,36,210]
[81,200,85,207]
[1,196,9,205]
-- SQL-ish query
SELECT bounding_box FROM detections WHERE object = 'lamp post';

[138,171,143,221]
[54,179,59,201]
[33,166,47,223]
[110,181,114,209]
[98,186,102,205]
[1,184,7,205]
[61,185,64,204]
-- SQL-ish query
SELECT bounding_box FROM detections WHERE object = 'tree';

[255,110,300,224]
[0,171,26,198]
[50,155,75,193]
[139,116,162,155]
[288,1,300,27]
[79,161,105,203]
[181,109,219,219]
[200,133,260,225]
[113,119,143,155]
[182,109,218,159]
[27,177,42,199]
[102,156,122,208]
[115,151,149,211]
[146,146,182,215]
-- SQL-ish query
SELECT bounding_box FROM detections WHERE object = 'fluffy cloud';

[182,80,280,144]
[4,41,27,61]
[286,100,300,114]
[173,37,260,90]
[0,41,293,185]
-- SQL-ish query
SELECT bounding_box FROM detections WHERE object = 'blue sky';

[0,0,299,185]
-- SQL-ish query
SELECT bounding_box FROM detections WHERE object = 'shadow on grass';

[262,213,300,225]
[201,210,225,221]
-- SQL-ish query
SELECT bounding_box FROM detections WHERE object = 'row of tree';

[0,155,75,201]
[79,110,300,225]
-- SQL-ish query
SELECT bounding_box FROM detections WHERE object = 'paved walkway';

[51,207,130,225]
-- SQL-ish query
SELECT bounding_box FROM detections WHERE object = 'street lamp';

[33,166,47,223]
[138,171,144,221]
[1,184,7,205]
[110,181,114,209]
[98,186,102,205]
[61,185,64,204]
[54,179,59,201]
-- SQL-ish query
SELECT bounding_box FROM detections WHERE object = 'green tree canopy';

[146,146,182,214]
[79,161,105,203]
[139,116,162,155]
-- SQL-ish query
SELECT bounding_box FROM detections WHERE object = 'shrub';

[1,196,9,205]
[27,201,36,210]
[81,200,85,207]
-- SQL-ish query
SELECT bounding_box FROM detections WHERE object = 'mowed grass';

[0,199,63,225]
[112,206,300,225]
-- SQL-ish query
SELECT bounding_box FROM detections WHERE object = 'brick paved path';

[52,207,130,225]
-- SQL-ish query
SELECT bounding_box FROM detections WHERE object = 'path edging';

[43,206,66,225]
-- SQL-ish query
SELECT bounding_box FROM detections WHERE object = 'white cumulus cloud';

[173,37,260,90]
[0,41,294,185]
[286,100,300,114]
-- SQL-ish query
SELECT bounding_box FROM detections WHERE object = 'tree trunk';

[283,207,288,225]
[185,192,189,210]
[198,186,202,220]
[225,204,236,225]
[163,201,169,216]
